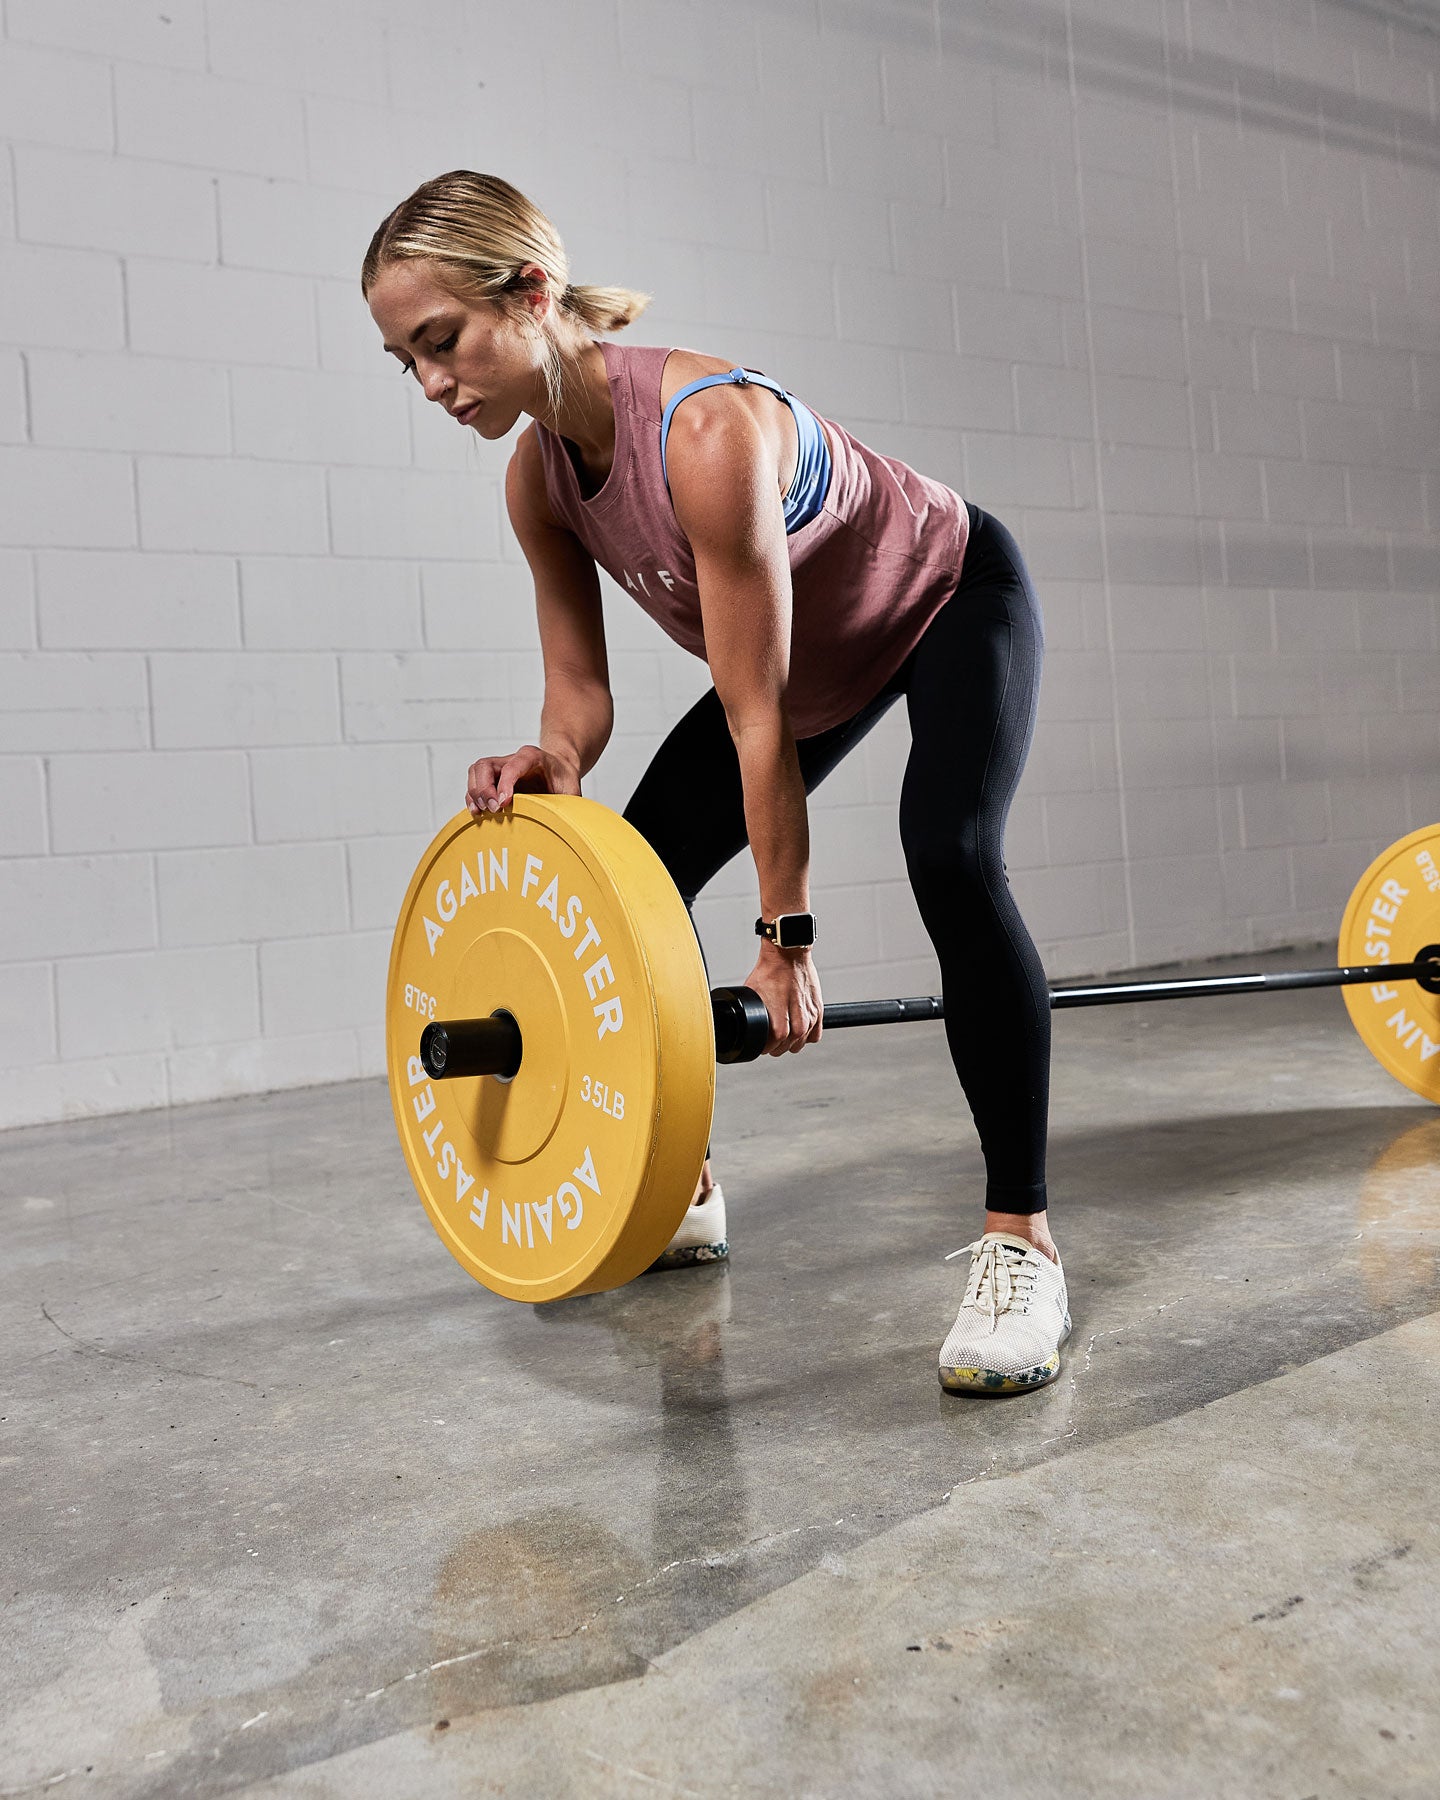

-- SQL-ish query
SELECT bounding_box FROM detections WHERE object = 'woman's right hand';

[466,744,581,815]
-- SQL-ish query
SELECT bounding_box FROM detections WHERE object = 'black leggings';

[623,503,1050,1214]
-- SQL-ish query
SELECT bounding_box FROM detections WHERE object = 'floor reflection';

[534,1263,752,1583]
[424,1264,751,1711]
[1360,1119,1440,1309]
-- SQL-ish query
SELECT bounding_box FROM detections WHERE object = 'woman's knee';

[901,812,994,892]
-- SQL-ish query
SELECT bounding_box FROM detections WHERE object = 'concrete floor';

[3,953,1439,1798]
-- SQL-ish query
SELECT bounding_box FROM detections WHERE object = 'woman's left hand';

[743,943,823,1055]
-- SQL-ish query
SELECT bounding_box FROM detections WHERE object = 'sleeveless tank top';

[532,342,971,739]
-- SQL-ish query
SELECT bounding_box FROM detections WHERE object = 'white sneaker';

[646,1184,728,1272]
[938,1231,1070,1394]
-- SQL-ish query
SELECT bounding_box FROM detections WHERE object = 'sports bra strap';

[660,366,831,533]
[660,368,790,491]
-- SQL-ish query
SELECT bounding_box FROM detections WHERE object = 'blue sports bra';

[659,368,832,535]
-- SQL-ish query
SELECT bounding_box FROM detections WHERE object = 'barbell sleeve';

[419,1012,523,1081]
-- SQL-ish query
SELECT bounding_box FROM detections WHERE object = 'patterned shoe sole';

[939,1353,1061,1394]
[938,1318,1072,1395]
[644,1240,729,1274]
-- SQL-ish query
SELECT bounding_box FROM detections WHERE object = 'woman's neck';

[531,336,614,465]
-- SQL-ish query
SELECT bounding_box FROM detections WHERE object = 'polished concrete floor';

[3,953,1439,1798]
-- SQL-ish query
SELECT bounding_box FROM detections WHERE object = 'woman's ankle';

[984,1209,1057,1261]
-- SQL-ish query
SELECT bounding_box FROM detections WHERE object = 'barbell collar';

[712,985,772,1064]
[419,1012,523,1082]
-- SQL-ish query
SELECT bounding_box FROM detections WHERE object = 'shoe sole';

[644,1240,729,1274]
[938,1317,1072,1396]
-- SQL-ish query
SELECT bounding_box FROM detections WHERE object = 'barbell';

[386,802,1440,1305]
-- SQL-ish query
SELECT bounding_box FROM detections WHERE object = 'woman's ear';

[517,262,554,318]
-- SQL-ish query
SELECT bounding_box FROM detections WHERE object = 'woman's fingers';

[756,989,789,1056]
[466,757,504,814]
[466,746,551,814]
[766,996,822,1055]
[495,746,544,807]
[744,956,823,1056]
[787,973,823,1053]
[787,999,822,1053]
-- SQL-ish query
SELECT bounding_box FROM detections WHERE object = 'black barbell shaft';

[815,959,1433,1030]
[1048,961,1430,1009]
[427,950,1440,1076]
[714,953,1440,1061]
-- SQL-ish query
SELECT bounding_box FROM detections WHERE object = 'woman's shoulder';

[655,346,740,408]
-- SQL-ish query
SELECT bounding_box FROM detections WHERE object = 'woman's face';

[367,260,547,439]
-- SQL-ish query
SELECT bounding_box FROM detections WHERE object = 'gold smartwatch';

[755,912,818,949]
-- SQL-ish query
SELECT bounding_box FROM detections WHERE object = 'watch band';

[755,912,818,949]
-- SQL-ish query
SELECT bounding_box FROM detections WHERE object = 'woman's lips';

[455,400,481,425]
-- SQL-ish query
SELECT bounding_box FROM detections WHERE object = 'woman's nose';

[423,366,451,404]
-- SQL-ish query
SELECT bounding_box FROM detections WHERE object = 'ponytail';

[561,282,651,333]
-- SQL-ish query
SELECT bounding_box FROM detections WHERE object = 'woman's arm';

[469,426,614,811]
[665,394,822,1055]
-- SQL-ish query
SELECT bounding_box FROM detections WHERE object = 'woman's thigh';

[623,685,902,904]
[899,507,1044,870]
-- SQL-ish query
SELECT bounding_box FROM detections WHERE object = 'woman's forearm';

[539,673,614,778]
[732,714,812,919]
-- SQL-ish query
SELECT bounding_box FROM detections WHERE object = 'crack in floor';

[38,1303,264,1392]
[583,1745,703,1796]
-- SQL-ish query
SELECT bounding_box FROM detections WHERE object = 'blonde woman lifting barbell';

[363,172,1068,1394]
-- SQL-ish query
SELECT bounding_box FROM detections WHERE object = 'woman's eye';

[434,333,457,354]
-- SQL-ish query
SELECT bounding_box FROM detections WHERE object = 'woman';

[363,172,1069,1394]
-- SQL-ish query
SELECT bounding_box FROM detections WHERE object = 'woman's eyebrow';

[382,315,451,355]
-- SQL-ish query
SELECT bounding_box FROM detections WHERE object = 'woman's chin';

[474,405,521,440]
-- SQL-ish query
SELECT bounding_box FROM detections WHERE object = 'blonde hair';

[361,171,650,414]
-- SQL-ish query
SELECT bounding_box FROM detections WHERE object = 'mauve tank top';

[533,341,971,739]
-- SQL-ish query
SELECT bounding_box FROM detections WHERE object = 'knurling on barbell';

[387,802,1440,1306]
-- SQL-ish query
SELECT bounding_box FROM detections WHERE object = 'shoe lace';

[944,1237,1038,1335]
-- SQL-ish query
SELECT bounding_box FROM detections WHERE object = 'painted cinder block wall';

[1,0,1437,1129]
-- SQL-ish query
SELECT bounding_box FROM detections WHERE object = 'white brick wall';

[39,550,241,648]
[0,0,1436,1128]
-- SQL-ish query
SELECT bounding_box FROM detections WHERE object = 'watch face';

[776,913,816,948]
